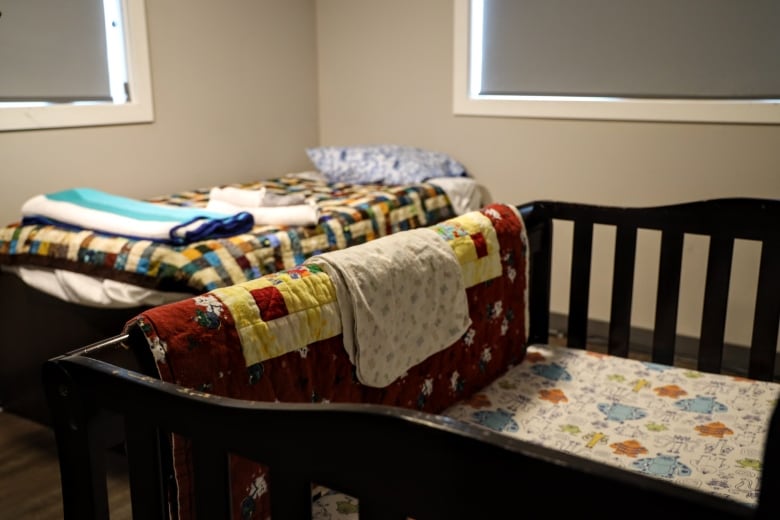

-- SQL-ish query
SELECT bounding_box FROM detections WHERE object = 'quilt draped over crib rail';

[123,202,529,520]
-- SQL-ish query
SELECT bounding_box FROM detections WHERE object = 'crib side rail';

[43,352,769,520]
[520,198,780,382]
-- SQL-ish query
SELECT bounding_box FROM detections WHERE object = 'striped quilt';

[0,176,455,294]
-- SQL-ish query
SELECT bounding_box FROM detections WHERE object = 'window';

[0,0,153,131]
[453,0,780,124]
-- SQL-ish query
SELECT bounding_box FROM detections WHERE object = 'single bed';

[1,154,481,424]
[43,198,779,519]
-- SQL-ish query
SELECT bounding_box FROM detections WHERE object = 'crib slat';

[697,236,734,374]
[749,238,780,381]
[358,498,408,520]
[652,231,684,366]
[567,220,594,349]
[269,470,312,520]
[526,209,553,345]
[124,418,167,520]
[608,225,637,358]
[191,439,231,520]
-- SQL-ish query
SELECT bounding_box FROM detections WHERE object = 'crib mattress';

[308,344,780,518]
[444,344,780,507]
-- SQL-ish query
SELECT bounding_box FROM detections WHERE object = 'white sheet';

[426,176,483,215]
[1,265,192,309]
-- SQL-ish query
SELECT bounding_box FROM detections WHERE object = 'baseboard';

[548,313,779,381]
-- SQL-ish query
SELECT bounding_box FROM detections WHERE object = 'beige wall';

[315,0,780,345]
[1,0,777,345]
[0,0,319,226]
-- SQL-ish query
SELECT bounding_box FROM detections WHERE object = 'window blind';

[0,0,111,103]
[480,0,780,99]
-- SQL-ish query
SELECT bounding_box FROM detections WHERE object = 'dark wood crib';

[43,198,780,519]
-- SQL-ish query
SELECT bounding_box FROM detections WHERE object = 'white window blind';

[479,0,780,100]
[0,0,112,103]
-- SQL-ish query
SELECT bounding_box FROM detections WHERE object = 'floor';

[0,411,131,520]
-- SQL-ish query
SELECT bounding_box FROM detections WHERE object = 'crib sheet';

[0,175,456,295]
[124,203,529,520]
[444,344,780,507]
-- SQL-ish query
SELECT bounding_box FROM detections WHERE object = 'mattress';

[0,173,482,307]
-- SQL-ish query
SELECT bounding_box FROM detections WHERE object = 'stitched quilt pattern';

[0,176,455,293]
[126,202,529,520]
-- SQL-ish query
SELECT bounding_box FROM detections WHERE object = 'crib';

[43,198,779,519]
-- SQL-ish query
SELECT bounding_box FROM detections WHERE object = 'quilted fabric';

[443,344,780,507]
[0,175,455,293]
[306,145,467,185]
[126,202,529,520]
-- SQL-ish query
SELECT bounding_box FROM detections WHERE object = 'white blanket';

[305,228,471,387]
[206,198,319,226]
[209,186,306,207]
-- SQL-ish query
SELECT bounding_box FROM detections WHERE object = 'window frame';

[452,0,780,124]
[0,0,154,132]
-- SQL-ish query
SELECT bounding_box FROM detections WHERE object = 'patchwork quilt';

[125,203,529,520]
[0,176,455,293]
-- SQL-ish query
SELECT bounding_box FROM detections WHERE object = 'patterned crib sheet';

[0,176,455,293]
[443,344,780,507]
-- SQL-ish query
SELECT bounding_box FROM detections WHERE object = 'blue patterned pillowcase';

[306,145,468,185]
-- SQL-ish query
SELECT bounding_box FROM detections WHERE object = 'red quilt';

[125,202,529,519]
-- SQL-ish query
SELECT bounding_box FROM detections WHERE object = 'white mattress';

[3,176,485,308]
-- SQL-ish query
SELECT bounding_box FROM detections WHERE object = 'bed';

[1,145,482,424]
[43,197,779,519]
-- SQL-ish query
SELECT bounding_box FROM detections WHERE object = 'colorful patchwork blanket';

[0,176,455,294]
[124,202,529,520]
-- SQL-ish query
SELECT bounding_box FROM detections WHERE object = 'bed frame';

[0,271,148,424]
[43,198,779,519]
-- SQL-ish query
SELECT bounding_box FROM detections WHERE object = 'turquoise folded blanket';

[21,188,254,245]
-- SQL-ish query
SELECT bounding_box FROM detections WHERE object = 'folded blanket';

[206,198,320,227]
[305,227,471,387]
[209,186,307,207]
[21,188,254,245]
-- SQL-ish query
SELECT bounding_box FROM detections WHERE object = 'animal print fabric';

[443,344,780,506]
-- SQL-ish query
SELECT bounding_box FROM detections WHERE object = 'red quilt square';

[250,286,289,321]
[470,232,488,258]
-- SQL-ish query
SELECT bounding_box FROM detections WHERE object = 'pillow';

[305,145,467,185]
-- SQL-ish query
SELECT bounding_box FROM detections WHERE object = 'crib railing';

[520,198,779,382]
[44,344,772,520]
